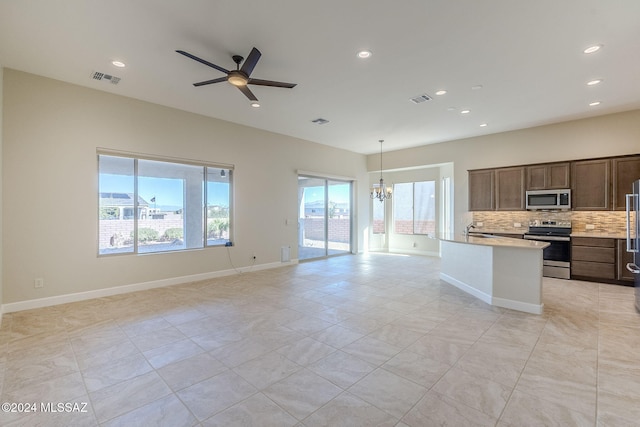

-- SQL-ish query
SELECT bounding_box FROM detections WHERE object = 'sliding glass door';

[298,176,352,260]
[327,180,351,256]
[298,177,327,260]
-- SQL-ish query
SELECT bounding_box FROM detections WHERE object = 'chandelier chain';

[370,139,392,202]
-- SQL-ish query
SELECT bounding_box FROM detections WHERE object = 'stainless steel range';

[524,220,572,279]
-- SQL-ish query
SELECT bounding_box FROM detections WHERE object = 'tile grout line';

[492,314,548,426]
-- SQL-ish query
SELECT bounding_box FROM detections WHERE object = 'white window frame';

[97,149,234,256]
[392,180,436,236]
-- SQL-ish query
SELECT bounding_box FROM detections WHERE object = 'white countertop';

[470,229,526,235]
[438,233,549,249]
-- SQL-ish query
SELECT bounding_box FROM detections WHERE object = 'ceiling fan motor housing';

[227,70,248,86]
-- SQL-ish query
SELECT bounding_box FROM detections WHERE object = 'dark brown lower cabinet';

[571,237,634,285]
[571,237,616,280]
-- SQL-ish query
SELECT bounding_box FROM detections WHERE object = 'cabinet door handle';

[627,263,640,274]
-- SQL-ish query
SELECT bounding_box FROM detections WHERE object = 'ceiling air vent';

[409,93,432,104]
[90,71,121,85]
[311,118,329,125]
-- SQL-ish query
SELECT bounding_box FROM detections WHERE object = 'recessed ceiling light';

[583,45,602,54]
[250,101,260,108]
[471,85,483,90]
[111,60,126,68]
[460,109,470,114]
[587,79,602,86]
[480,123,488,127]
[357,50,372,59]
[435,90,447,96]
[589,101,601,106]
[447,107,456,111]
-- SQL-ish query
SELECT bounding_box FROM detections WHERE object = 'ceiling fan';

[176,47,297,102]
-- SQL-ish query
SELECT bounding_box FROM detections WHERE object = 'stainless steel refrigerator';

[626,180,640,312]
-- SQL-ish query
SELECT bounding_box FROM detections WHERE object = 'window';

[393,181,436,235]
[413,181,436,234]
[372,197,385,234]
[98,152,232,255]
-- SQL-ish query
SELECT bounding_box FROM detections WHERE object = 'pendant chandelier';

[370,139,392,202]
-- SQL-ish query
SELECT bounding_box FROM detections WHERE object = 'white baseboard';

[440,273,543,315]
[1,260,298,314]
[492,297,544,315]
[440,273,492,305]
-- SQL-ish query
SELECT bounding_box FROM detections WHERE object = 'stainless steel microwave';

[526,189,571,210]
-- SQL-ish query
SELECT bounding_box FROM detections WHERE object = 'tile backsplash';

[571,211,627,234]
[472,211,627,234]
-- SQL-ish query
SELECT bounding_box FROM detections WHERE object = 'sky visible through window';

[100,173,229,210]
[303,186,350,203]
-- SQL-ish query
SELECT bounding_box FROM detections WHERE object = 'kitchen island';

[438,233,549,314]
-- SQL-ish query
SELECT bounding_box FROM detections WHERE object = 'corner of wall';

[0,65,4,322]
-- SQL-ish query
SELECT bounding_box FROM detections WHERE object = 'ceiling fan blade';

[176,50,229,74]
[240,47,261,77]
[237,85,258,101]
[248,78,297,88]
[193,77,227,87]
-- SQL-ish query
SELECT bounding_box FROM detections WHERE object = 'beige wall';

[368,110,640,233]
[0,66,4,312]
[2,69,369,306]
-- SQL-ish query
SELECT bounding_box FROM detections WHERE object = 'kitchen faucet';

[465,223,476,235]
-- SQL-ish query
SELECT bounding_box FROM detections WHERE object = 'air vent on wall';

[311,118,330,125]
[409,93,432,104]
[90,71,121,85]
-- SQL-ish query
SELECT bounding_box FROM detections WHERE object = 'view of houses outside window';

[393,181,436,235]
[98,154,232,255]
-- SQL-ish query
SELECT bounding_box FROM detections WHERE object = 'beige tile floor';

[0,253,639,426]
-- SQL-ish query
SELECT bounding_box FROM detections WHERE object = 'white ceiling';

[1,0,639,155]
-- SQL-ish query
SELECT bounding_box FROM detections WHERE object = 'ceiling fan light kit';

[176,47,296,103]
[227,72,248,87]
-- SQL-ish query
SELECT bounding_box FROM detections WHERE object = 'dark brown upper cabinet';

[496,167,525,210]
[469,155,638,213]
[526,162,570,190]
[468,169,495,211]
[571,159,611,210]
[612,155,640,210]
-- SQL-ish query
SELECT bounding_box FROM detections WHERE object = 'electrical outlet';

[476,222,483,227]
[514,222,522,228]
[586,224,595,230]
[34,278,44,288]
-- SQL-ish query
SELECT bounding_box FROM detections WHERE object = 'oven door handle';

[524,235,570,242]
